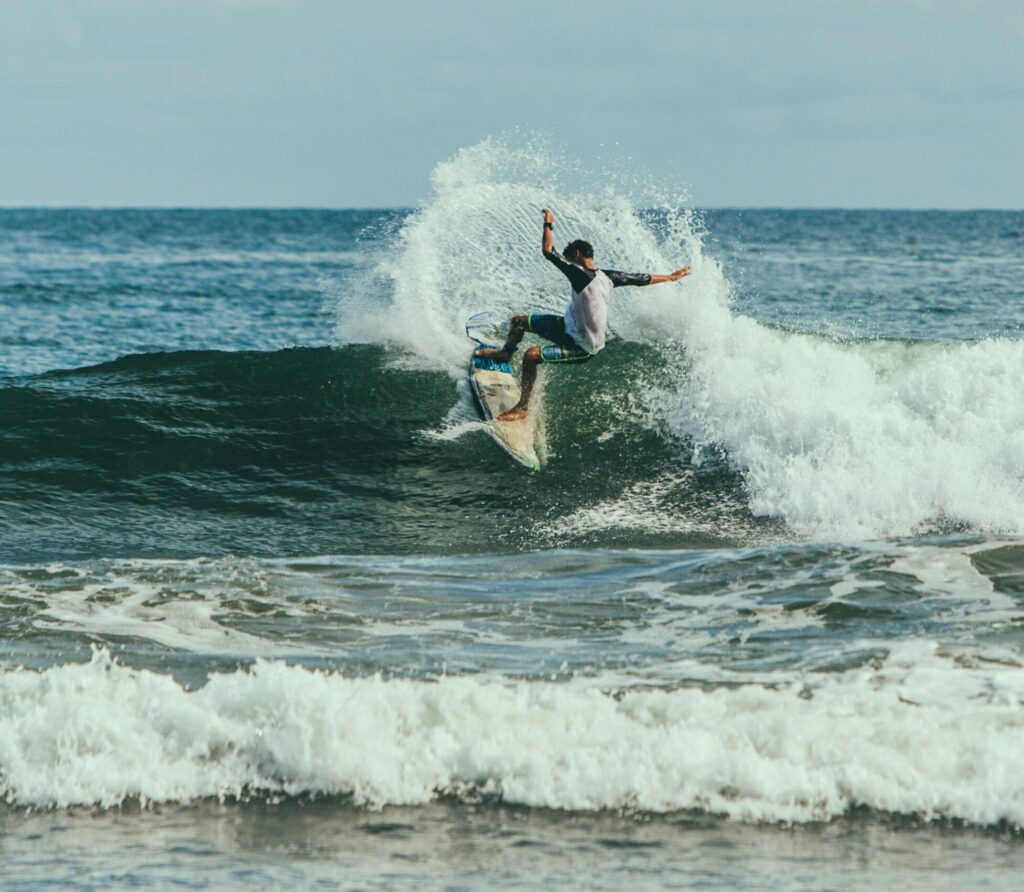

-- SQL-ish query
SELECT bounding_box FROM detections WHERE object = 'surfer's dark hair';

[563,239,594,259]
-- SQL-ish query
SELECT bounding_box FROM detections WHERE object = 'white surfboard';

[469,351,542,471]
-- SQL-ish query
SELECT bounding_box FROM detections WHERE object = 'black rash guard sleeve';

[603,269,652,287]
[544,248,596,293]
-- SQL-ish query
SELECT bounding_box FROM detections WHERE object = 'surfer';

[474,209,692,421]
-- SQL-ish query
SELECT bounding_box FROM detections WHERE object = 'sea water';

[3,140,1024,889]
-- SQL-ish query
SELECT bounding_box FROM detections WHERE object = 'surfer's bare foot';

[474,346,511,361]
[498,405,528,422]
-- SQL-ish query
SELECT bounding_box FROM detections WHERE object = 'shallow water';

[4,800,1024,891]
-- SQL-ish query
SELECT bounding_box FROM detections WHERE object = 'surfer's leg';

[474,315,528,361]
[497,347,541,421]
[499,337,593,421]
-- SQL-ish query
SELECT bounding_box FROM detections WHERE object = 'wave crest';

[4,645,1024,828]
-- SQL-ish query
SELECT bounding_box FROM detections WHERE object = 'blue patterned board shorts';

[527,314,594,364]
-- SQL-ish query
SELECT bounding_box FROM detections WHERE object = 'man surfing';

[473,209,692,421]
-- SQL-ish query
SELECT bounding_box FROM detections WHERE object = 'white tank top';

[563,270,613,354]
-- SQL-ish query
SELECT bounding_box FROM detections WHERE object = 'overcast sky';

[2,0,1021,208]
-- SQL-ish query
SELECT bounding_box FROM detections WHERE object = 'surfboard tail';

[468,354,543,470]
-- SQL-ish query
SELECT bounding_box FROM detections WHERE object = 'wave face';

[0,343,757,561]
[5,333,1024,563]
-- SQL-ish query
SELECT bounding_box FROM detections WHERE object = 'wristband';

[543,222,553,229]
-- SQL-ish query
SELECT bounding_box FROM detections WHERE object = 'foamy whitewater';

[5,642,1024,825]
[339,139,1024,540]
[4,140,1024,889]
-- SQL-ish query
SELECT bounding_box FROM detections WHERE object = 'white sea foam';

[533,471,762,544]
[3,645,1024,825]
[335,137,1024,538]
[0,560,325,658]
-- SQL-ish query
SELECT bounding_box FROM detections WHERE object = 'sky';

[1,0,1022,208]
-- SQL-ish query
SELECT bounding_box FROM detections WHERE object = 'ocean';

[3,141,1024,889]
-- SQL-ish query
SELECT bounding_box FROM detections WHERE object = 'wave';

[0,344,758,560]
[4,336,1024,562]
[3,645,1024,828]
[331,137,1024,540]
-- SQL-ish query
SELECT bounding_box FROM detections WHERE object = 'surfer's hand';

[669,266,692,281]
[542,209,555,225]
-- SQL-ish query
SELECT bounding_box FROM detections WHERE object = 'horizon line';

[2,204,1022,213]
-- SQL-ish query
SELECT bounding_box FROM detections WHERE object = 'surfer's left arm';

[604,266,692,288]
[648,266,692,285]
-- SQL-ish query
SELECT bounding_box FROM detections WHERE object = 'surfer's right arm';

[541,210,594,292]
[542,208,555,254]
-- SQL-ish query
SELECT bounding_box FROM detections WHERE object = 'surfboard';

[469,347,541,470]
